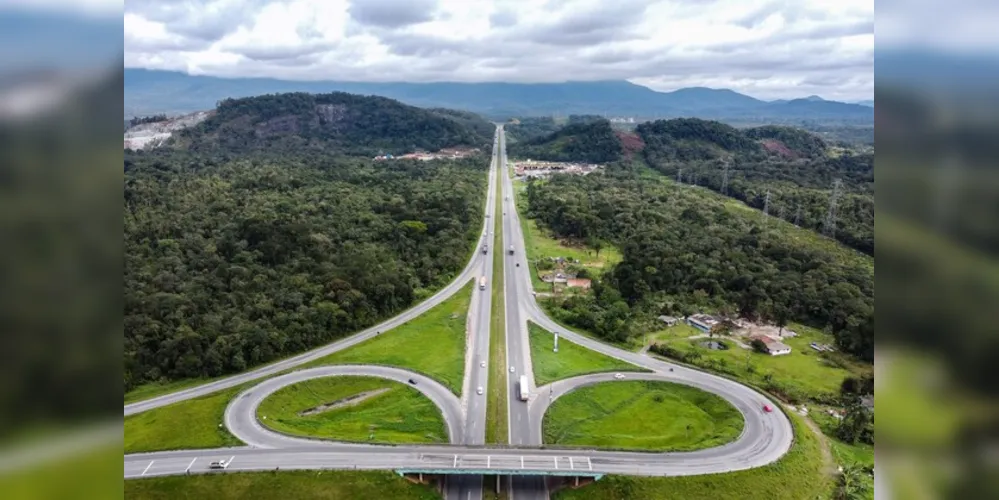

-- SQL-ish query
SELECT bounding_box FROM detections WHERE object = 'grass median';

[125,471,440,500]
[554,411,830,500]
[256,376,447,444]
[305,281,473,396]
[528,321,641,385]
[543,380,743,452]
[486,169,509,445]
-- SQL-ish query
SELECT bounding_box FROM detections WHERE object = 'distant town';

[373,147,480,161]
[511,159,602,179]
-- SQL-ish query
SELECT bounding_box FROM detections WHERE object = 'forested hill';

[637,118,874,254]
[508,119,623,163]
[170,92,492,156]
[124,152,489,389]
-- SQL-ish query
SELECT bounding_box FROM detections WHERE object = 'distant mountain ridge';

[125,68,873,123]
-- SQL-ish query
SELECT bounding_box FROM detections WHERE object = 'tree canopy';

[509,119,623,164]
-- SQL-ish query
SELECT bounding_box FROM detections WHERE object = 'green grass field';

[512,180,621,290]
[305,281,472,395]
[256,376,447,444]
[554,412,831,500]
[528,322,641,385]
[124,385,246,454]
[543,380,744,452]
[632,323,704,350]
[655,323,869,403]
[125,471,440,500]
[125,378,214,404]
[487,176,508,445]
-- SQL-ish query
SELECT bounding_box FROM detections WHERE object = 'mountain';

[167,91,491,156]
[125,68,875,124]
[855,100,874,107]
[508,119,623,164]
[803,95,826,102]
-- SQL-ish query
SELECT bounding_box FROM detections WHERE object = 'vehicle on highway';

[614,373,625,380]
[763,404,773,413]
[518,375,529,401]
[510,366,515,372]
[508,245,515,255]
[209,460,228,470]
[482,244,488,254]
[480,361,486,368]
[408,378,417,385]
[476,386,484,395]
[479,276,487,290]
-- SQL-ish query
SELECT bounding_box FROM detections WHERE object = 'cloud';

[123,0,875,101]
[347,0,437,28]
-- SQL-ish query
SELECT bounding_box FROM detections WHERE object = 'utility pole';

[762,189,771,223]
[824,179,842,237]
[794,204,802,227]
[554,332,559,353]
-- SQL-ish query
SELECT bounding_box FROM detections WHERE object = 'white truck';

[479,276,487,290]
[508,245,515,255]
[518,375,529,401]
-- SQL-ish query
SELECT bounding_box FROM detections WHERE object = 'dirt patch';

[298,388,391,417]
[760,139,799,159]
[615,130,645,159]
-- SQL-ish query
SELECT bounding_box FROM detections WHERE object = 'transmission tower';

[677,169,683,185]
[793,204,802,226]
[777,203,785,222]
[824,179,842,237]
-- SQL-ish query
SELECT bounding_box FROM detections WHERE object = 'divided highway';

[124,126,794,500]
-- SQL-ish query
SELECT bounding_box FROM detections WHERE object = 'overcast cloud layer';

[124,0,874,101]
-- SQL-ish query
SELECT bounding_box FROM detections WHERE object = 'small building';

[751,335,792,356]
[566,278,591,289]
[658,315,679,327]
[687,314,719,333]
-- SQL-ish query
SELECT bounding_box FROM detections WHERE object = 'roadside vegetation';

[650,323,869,404]
[124,385,246,454]
[305,281,473,395]
[512,180,621,292]
[555,412,831,500]
[486,174,508,444]
[125,471,440,500]
[528,322,640,386]
[257,376,447,444]
[543,380,743,452]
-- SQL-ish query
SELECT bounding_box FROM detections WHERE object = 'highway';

[124,125,794,500]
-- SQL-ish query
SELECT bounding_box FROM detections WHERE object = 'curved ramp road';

[124,133,500,418]
[224,365,465,449]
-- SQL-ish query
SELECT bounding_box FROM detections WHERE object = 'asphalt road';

[125,126,795,500]
[124,131,501,419]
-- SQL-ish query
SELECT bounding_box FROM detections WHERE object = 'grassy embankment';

[256,376,447,444]
[528,322,640,386]
[304,281,473,396]
[486,168,508,445]
[124,384,247,454]
[555,412,830,500]
[126,471,440,500]
[651,323,870,404]
[543,380,743,452]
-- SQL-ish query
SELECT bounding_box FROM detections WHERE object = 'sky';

[122,0,875,101]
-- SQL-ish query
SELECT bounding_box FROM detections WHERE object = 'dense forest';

[123,150,488,390]
[504,116,562,143]
[525,168,874,362]
[508,119,623,163]
[637,118,874,254]
[170,92,491,156]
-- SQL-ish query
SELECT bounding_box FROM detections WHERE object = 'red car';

[763,404,773,413]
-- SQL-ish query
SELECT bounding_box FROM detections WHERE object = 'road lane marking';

[227,456,235,469]
[141,461,154,476]
[185,458,197,473]
[454,454,458,468]
[487,456,491,468]
[554,456,558,469]
[569,457,574,469]
[520,456,524,469]
[587,457,593,471]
